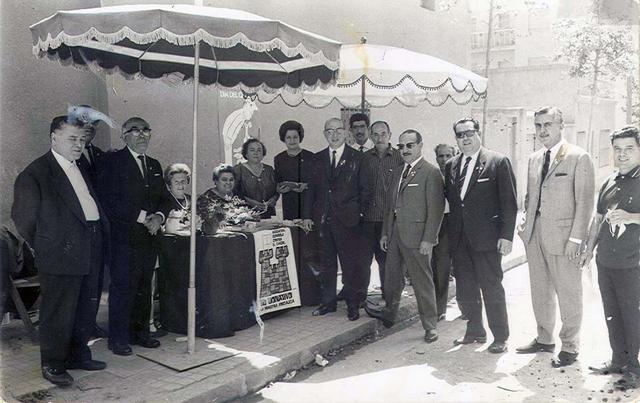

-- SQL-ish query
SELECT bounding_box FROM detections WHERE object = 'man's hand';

[497,238,512,256]
[144,214,163,235]
[419,241,434,256]
[565,240,581,261]
[301,219,314,233]
[276,183,291,194]
[516,215,526,233]
[292,182,308,193]
[579,249,593,268]
[607,208,638,226]
[380,235,388,252]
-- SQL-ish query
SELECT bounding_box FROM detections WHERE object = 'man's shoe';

[488,341,507,354]
[424,330,438,343]
[347,305,360,321]
[588,361,625,375]
[131,334,160,348]
[91,324,108,339]
[364,305,394,328]
[615,370,640,390]
[453,334,487,345]
[312,303,337,316]
[42,366,73,386]
[551,351,578,368]
[516,339,555,354]
[66,359,107,371]
[108,342,133,356]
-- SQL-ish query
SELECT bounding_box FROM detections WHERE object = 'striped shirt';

[361,145,404,222]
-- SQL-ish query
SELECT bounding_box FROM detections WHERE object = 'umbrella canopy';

[30,4,341,92]
[257,43,487,108]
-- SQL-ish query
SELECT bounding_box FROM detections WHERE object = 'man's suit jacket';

[76,144,104,187]
[97,147,167,245]
[12,151,110,275]
[382,158,445,248]
[303,146,369,228]
[518,142,595,255]
[445,147,517,252]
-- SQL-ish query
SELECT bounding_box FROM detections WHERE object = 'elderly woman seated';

[160,163,192,236]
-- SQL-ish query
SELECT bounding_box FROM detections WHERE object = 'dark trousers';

[39,223,102,369]
[432,217,452,316]
[383,224,437,331]
[452,234,509,342]
[362,221,386,295]
[597,264,640,371]
[109,232,157,345]
[316,218,369,306]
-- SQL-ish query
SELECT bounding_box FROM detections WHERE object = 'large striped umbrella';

[30,4,341,353]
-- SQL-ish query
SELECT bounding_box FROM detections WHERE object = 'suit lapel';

[47,153,87,226]
[451,154,461,184]
[462,149,487,200]
[333,147,350,179]
[400,159,423,192]
[544,143,568,181]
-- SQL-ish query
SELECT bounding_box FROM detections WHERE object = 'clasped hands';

[143,213,163,235]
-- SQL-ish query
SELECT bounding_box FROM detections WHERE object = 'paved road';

[245,263,640,402]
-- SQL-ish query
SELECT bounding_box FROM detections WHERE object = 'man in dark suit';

[98,117,167,355]
[12,116,109,386]
[303,117,370,321]
[445,117,517,354]
[75,113,108,339]
[365,129,445,343]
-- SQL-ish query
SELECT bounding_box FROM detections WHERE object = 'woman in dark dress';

[273,120,314,220]
[273,120,321,305]
[160,163,192,236]
[233,139,278,219]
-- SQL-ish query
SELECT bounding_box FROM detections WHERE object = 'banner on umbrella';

[253,227,301,315]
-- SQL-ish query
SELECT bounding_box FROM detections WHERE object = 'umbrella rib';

[264,49,288,73]
[210,44,220,85]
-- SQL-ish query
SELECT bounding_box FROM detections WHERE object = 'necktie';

[330,150,337,176]
[402,164,412,180]
[88,145,95,166]
[83,147,92,166]
[457,156,472,194]
[359,145,365,152]
[138,155,147,178]
[536,150,551,214]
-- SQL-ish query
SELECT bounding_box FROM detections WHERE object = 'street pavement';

[247,262,640,403]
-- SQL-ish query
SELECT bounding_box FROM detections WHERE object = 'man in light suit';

[516,106,595,368]
[445,117,517,354]
[365,129,444,342]
[12,116,110,386]
[303,117,370,321]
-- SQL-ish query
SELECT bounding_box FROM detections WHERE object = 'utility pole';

[481,0,495,144]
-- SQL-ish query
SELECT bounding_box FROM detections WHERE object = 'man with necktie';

[445,117,517,354]
[348,113,374,153]
[98,117,168,355]
[12,116,110,386]
[364,129,445,343]
[303,117,370,321]
[517,106,595,368]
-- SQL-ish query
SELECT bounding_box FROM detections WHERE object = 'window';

[599,129,611,168]
[576,131,587,151]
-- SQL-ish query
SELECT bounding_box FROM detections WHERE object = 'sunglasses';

[455,129,477,139]
[396,142,418,150]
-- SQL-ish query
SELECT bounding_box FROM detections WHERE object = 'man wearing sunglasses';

[444,117,517,354]
[97,117,169,355]
[365,129,445,343]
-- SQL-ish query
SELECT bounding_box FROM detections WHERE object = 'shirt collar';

[51,148,75,171]
[371,144,394,157]
[615,165,640,180]
[462,148,481,160]
[329,143,346,154]
[406,156,422,169]
[127,146,144,160]
[352,138,374,150]
[544,138,566,155]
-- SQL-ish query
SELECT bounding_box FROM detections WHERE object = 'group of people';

[10,105,640,390]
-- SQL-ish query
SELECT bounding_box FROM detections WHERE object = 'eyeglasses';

[324,128,344,135]
[455,130,477,139]
[396,142,418,150]
[125,127,152,137]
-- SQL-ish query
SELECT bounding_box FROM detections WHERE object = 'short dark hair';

[212,163,235,182]
[278,120,304,142]
[453,117,480,134]
[122,117,149,132]
[50,115,82,136]
[164,163,191,185]
[241,138,266,159]
[370,120,390,133]
[400,129,423,144]
[610,126,640,146]
[434,143,455,156]
[349,113,370,128]
[534,106,564,124]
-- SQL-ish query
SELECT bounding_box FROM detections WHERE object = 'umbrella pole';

[361,79,366,113]
[188,41,201,354]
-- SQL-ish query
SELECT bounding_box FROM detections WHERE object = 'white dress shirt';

[330,143,346,167]
[459,149,480,200]
[350,138,375,153]
[51,149,100,221]
[127,146,146,177]
[398,156,422,194]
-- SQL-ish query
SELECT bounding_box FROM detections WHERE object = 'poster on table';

[253,227,301,315]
